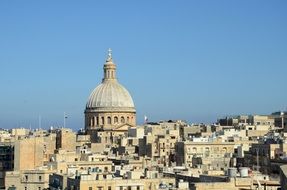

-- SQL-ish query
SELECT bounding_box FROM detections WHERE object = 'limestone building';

[84,49,136,136]
[176,140,235,172]
[14,137,46,171]
[55,128,76,152]
[5,168,54,190]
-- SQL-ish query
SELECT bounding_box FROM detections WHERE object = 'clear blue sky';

[0,1,286,130]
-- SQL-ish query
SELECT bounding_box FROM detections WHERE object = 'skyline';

[0,1,287,130]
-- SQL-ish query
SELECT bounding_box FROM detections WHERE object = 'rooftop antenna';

[256,149,259,172]
[64,112,68,128]
[281,111,285,129]
[38,115,42,129]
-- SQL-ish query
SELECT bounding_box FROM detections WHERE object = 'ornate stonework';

[85,49,136,132]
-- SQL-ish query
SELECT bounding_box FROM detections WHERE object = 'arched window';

[205,147,210,157]
[107,117,111,124]
[92,117,95,126]
[121,117,125,123]
[114,116,118,124]
[192,147,197,153]
[101,117,105,125]
[96,117,99,125]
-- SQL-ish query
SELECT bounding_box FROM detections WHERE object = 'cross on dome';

[107,48,112,61]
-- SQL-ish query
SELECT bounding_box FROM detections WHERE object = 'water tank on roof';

[228,168,237,177]
[239,167,249,177]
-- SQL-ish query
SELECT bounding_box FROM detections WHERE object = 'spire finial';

[103,48,116,81]
[107,48,112,61]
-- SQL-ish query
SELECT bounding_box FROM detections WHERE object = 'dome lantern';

[103,48,117,82]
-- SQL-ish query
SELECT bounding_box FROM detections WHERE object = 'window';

[25,175,28,181]
[114,116,118,123]
[91,117,95,126]
[205,147,210,157]
[89,187,92,190]
[121,117,125,123]
[38,187,41,190]
[96,117,99,125]
[107,117,111,124]
[108,186,112,190]
[101,117,105,125]
[39,176,42,181]
[137,186,140,190]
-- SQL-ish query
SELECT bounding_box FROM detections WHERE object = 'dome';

[85,49,135,113]
[86,80,135,112]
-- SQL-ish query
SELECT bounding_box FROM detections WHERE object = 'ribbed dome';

[86,49,135,113]
[86,80,135,112]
